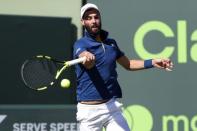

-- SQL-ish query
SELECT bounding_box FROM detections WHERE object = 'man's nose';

[92,18,96,23]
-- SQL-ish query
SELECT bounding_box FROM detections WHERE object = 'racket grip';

[67,57,86,66]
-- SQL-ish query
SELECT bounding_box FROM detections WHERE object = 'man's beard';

[85,24,102,36]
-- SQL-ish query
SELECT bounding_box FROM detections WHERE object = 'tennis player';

[73,3,173,131]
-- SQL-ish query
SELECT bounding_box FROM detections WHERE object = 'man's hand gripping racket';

[21,55,85,91]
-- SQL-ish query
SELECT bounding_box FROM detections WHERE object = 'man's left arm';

[117,55,173,71]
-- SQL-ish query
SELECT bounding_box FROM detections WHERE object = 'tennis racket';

[21,55,85,91]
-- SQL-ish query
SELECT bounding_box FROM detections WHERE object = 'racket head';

[21,55,62,91]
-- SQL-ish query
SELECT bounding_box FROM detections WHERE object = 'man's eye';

[85,17,91,20]
[94,16,99,19]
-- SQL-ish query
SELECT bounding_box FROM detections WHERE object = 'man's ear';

[81,20,85,26]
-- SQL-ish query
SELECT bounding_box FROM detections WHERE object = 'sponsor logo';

[123,105,153,131]
[134,20,197,63]
[123,105,197,131]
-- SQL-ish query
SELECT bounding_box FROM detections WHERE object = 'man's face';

[81,9,101,35]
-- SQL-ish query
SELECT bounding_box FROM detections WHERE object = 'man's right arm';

[79,51,95,69]
[74,40,95,69]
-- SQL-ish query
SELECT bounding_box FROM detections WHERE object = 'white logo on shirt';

[76,48,81,54]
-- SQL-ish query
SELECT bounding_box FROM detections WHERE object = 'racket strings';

[22,59,58,89]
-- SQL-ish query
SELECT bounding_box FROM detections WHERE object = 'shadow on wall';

[0,15,78,104]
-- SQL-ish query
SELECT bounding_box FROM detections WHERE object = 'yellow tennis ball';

[61,79,70,88]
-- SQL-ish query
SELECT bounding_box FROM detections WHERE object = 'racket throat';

[55,66,68,79]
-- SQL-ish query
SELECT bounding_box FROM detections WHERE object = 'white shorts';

[76,98,130,131]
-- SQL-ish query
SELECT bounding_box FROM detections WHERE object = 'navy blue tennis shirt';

[73,30,125,101]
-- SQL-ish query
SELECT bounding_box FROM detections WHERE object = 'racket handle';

[66,57,86,66]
